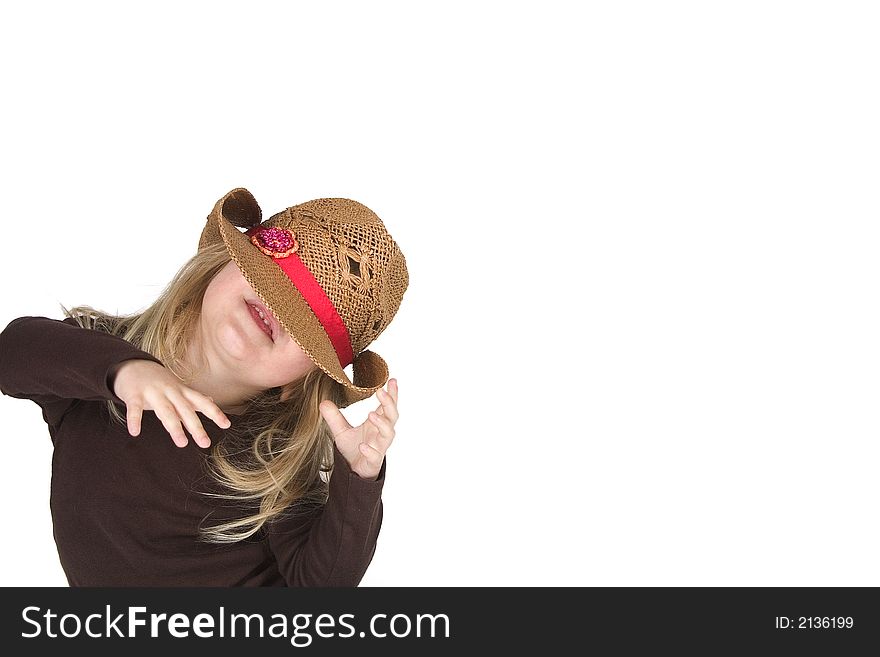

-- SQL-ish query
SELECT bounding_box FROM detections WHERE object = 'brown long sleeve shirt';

[0,316,385,586]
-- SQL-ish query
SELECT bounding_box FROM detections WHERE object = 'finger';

[170,393,212,449]
[184,389,231,432]
[168,390,211,447]
[362,433,386,457]
[387,378,398,406]
[375,387,399,424]
[368,410,396,444]
[126,403,143,437]
[154,402,189,448]
[319,399,352,437]
[371,382,394,418]
[358,441,385,466]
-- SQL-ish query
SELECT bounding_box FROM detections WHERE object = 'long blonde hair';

[60,239,345,544]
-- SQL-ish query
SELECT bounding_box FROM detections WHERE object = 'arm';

[0,315,165,427]
[265,442,386,587]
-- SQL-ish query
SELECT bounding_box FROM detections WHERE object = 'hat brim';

[200,188,388,409]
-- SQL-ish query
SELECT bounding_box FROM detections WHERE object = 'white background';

[1,1,878,586]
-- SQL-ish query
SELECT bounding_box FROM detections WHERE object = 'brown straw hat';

[197,187,408,408]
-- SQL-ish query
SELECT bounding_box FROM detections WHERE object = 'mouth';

[244,298,277,342]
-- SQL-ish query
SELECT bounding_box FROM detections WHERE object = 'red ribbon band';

[245,226,354,369]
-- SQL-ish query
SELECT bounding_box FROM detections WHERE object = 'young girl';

[0,187,408,587]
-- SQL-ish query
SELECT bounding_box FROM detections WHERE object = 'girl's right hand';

[108,358,232,448]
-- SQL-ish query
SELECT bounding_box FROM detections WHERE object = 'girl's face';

[199,260,318,389]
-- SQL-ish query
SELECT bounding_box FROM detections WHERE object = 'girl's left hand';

[319,378,399,480]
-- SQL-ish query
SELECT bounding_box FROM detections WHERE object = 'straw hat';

[197,187,408,408]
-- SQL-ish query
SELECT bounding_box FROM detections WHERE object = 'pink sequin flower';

[250,226,299,258]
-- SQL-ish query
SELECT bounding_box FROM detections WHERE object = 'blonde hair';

[59,239,345,544]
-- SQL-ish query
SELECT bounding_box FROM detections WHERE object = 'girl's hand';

[319,378,399,481]
[109,359,232,449]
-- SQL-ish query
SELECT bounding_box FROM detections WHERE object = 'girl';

[0,187,409,586]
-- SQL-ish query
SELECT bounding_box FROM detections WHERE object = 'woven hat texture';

[198,188,408,408]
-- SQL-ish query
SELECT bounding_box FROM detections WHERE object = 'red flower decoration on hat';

[250,226,299,258]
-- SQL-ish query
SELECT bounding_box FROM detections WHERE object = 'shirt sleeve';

[0,315,165,427]
[265,442,386,587]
